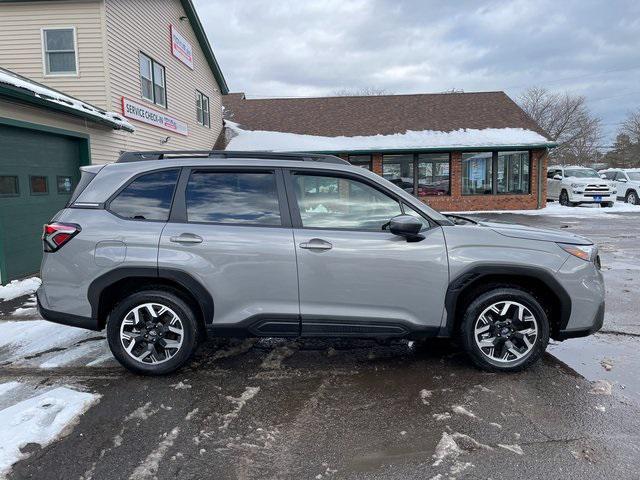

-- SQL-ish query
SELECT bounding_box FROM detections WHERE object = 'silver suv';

[38,151,605,375]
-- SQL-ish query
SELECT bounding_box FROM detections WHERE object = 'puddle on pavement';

[549,332,640,402]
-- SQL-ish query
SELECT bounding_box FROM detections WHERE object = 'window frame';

[382,152,452,197]
[56,175,74,194]
[41,27,79,76]
[0,175,20,197]
[496,150,531,195]
[29,175,49,195]
[283,168,434,232]
[168,166,292,228]
[105,167,180,223]
[196,90,210,128]
[462,150,531,196]
[139,52,167,108]
[347,155,373,170]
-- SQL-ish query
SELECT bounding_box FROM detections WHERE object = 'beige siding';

[0,1,109,109]
[0,97,131,164]
[103,0,223,154]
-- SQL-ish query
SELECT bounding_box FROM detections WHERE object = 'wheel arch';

[443,264,571,340]
[88,267,214,334]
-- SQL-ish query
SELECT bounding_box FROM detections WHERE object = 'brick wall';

[348,149,548,212]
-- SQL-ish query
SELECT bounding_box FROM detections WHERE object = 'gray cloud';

[194,0,640,143]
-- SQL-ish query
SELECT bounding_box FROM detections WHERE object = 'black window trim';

[347,154,373,170]
[169,166,292,229]
[29,175,49,196]
[139,51,168,108]
[196,90,210,128]
[0,175,20,197]
[105,167,181,223]
[461,149,532,196]
[56,175,74,194]
[382,152,452,198]
[282,167,436,232]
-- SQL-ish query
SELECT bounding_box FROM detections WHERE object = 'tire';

[460,287,550,372]
[602,202,614,208]
[106,288,199,375]
[559,189,575,207]
[626,190,639,205]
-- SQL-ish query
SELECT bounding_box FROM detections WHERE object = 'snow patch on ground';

[419,389,432,405]
[590,379,613,395]
[125,402,158,422]
[212,338,258,360]
[128,427,180,480]
[452,405,477,418]
[260,342,299,369]
[0,277,41,301]
[219,387,260,431]
[432,432,492,467]
[0,382,20,397]
[226,120,552,152]
[433,412,451,421]
[39,341,105,369]
[497,444,524,455]
[446,201,640,217]
[0,386,99,477]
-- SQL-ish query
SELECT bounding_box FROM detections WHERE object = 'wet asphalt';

[2,209,640,480]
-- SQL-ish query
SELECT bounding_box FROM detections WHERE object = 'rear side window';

[68,170,97,205]
[185,171,281,225]
[109,169,179,221]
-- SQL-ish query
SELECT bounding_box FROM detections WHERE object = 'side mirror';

[619,178,628,183]
[553,174,562,180]
[389,215,424,242]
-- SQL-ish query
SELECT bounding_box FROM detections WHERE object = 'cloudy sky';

[194,0,640,144]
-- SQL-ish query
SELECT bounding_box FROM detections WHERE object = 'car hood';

[564,177,610,186]
[478,221,593,245]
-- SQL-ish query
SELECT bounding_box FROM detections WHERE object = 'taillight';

[42,223,81,252]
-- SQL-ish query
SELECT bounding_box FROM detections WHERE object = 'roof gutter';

[283,143,558,155]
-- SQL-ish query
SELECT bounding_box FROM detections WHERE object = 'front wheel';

[107,289,199,375]
[559,190,576,207]
[626,190,638,205]
[460,288,550,372]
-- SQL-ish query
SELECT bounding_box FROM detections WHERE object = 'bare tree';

[603,109,640,168]
[517,87,603,165]
[621,109,640,144]
[332,87,393,96]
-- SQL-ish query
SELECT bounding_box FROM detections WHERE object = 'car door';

[285,169,449,336]
[547,168,562,199]
[615,171,628,198]
[158,167,300,334]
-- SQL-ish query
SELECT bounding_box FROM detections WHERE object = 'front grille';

[584,184,611,193]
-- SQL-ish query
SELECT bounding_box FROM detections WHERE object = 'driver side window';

[292,173,402,230]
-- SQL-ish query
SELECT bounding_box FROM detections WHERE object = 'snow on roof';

[0,69,134,132]
[225,120,553,152]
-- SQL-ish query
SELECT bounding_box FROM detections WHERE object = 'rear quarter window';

[109,169,179,221]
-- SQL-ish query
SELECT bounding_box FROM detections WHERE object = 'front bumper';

[568,192,615,203]
[37,287,100,331]
[555,301,604,340]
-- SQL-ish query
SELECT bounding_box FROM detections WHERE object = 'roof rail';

[116,150,348,165]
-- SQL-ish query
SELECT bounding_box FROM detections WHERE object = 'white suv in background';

[599,169,640,205]
[547,166,616,207]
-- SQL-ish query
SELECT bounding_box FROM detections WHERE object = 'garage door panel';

[0,124,80,283]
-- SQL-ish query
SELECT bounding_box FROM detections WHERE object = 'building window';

[30,176,48,195]
[139,53,166,107]
[42,28,77,75]
[382,154,414,193]
[57,176,74,194]
[462,152,493,195]
[0,176,19,196]
[418,153,450,196]
[196,91,210,127]
[498,151,530,194]
[348,155,372,170]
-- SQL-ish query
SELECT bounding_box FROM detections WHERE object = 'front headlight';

[558,243,598,262]
[571,183,582,188]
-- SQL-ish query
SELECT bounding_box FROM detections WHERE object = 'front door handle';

[299,238,332,251]
[170,233,203,244]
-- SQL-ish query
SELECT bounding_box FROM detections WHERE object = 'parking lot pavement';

[1,209,640,479]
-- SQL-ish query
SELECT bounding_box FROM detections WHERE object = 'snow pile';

[0,386,100,476]
[0,277,41,301]
[446,201,640,217]
[0,69,133,131]
[225,120,551,152]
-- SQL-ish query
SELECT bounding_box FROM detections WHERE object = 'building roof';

[0,67,134,132]
[222,91,555,153]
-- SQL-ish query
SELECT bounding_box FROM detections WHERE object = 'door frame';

[0,116,91,284]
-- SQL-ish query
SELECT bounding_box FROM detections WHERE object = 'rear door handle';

[299,238,332,251]
[170,233,203,244]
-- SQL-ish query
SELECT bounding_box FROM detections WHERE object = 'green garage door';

[0,124,81,284]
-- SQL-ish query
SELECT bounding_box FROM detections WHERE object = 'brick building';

[221,92,555,212]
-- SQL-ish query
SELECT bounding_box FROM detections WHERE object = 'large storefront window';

[462,152,493,195]
[498,151,530,194]
[382,154,414,193]
[348,155,372,170]
[418,153,450,196]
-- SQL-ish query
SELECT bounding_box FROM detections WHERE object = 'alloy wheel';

[119,303,184,364]
[474,301,538,364]
[628,192,638,205]
[559,190,569,206]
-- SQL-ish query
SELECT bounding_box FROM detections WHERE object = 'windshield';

[627,172,640,181]
[564,168,599,178]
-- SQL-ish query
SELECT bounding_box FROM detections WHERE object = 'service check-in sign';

[121,97,189,136]
[170,24,194,69]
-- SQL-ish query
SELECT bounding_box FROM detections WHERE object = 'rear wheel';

[460,288,550,372]
[107,289,199,375]
[626,190,638,205]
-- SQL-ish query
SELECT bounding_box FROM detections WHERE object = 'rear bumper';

[37,287,100,331]
[554,301,604,340]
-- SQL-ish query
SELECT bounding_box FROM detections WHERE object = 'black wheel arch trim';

[88,266,214,327]
[442,264,572,336]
